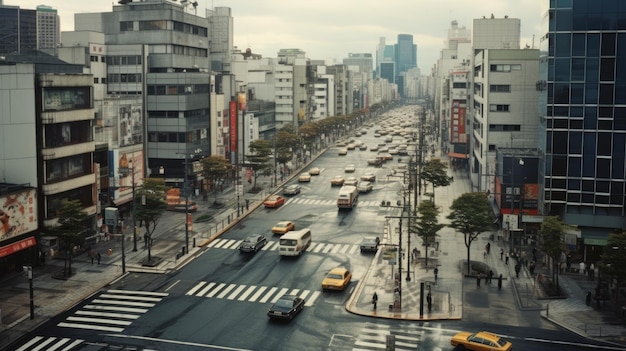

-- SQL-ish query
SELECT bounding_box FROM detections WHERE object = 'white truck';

[337,185,358,209]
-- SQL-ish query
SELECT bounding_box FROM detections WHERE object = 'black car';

[360,236,380,253]
[283,184,302,195]
[267,294,305,320]
[239,234,268,253]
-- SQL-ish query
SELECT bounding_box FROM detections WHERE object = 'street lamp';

[509,156,525,256]
[129,160,137,252]
[182,148,202,255]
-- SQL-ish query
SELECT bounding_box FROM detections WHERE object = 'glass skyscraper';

[540,0,626,250]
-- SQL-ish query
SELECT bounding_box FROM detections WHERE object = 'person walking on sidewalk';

[515,263,521,278]
[500,248,504,260]
[96,252,101,264]
[477,273,482,288]
[498,274,503,290]
[505,252,509,265]
[434,267,439,284]
[372,292,378,310]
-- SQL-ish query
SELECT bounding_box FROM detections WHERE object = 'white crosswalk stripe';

[56,289,168,333]
[351,322,423,351]
[284,198,379,207]
[208,238,361,254]
[186,281,322,307]
[16,336,84,351]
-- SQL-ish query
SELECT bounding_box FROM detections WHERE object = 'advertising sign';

[0,189,38,243]
[229,100,237,152]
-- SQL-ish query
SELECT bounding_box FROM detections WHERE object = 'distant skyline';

[7,0,547,70]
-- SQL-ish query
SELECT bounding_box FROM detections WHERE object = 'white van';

[279,228,312,256]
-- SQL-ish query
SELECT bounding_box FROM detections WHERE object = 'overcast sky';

[10,0,547,70]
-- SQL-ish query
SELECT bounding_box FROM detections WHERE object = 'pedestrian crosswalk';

[206,238,362,255]
[16,336,84,351]
[56,289,169,333]
[186,281,321,307]
[352,322,423,351]
[285,198,381,207]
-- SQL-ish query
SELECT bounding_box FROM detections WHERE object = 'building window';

[489,84,511,92]
[489,104,510,112]
[120,21,133,31]
[94,77,99,84]
[490,64,521,72]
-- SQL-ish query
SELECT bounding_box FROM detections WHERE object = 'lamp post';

[182,148,202,255]
[509,156,525,256]
[129,160,137,252]
[23,265,34,319]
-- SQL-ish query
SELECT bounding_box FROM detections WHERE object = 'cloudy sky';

[10,0,547,69]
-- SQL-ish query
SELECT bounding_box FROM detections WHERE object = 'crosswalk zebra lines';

[206,238,362,255]
[56,289,168,333]
[15,336,84,351]
[352,322,422,351]
[186,281,321,307]
[285,198,380,207]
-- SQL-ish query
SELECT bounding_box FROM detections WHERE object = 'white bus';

[278,228,312,256]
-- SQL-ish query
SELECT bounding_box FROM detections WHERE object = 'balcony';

[42,141,95,160]
[42,173,95,196]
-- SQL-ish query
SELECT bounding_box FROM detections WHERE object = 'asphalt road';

[14,106,623,351]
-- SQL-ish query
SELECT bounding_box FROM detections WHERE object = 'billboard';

[450,100,467,143]
[0,188,38,243]
[229,100,238,153]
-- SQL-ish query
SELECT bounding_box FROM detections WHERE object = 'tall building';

[36,5,60,52]
[207,6,233,72]
[539,0,626,256]
[394,34,417,74]
[0,5,37,54]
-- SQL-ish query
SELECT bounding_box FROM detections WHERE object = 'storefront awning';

[448,152,468,159]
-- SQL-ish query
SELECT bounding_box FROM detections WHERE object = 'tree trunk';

[467,244,471,276]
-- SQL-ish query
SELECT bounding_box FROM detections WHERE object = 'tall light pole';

[130,160,137,252]
[182,148,202,255]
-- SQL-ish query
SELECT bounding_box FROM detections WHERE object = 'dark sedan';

[282,184,302,195]
[267,294,305,320]
[360,236,380,253]
[239,234,268,253]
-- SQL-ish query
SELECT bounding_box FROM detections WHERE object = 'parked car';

[283,184,302,195]
[357,181,373,193]
[264,195,286,208]
[359,144,368,150]
[360,173,376,181]
[338,149,348,156]
[360,236,380,253]
[298,172,312,182]
[321,267,352,291]
[330,175,345,186]
[272,220,295,235]
[239,234,268,253]
[267,294,305,320]
[370,146,379,152]
[450,331,512,351]
[344,177,358,186]
[308,167,321,175]
[344,164,356,173]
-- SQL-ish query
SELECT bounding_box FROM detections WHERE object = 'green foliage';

[134,178,168,238]
[275,130,298,167]
[601,232,626,288]
[447,192,493,275]
[420,158,453,205]
[53,199,89,250]
[246,139,273,189]
[411,201,444,265]
[539,216,567,262]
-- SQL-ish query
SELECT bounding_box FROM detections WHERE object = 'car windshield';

[280,239,297,246]
[275,299,293,308]
[327,273,344,280]
[276,223,287,227]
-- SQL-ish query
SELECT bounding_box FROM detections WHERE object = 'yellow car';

[321,267,352,291]
[272,221,295,235]
[263,195,286,208]
[330,175,345,186]
[298,172,312,182]
[308,167,321,175]
[451,331,512,351]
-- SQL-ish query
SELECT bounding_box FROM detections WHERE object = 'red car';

[264,195,286,208]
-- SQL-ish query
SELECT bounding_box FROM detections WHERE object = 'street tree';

[411,200,444,266]
[200,155,231,205]
[601,232,626,303]
[275,129,299,176]
[447,192,493,276]
[246,139,272,191]
[133,178,168,265]
[52,199,89,277]
[539,216,568,294]
[420,158,453,205]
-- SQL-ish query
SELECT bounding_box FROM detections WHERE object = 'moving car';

[264,195,286,208]
[298,172,312,182]
[308,167,321,175]
[370,146,379,152]
[367,158,383,167]
[357,181,373,193]
[359,144,368,150]
[344,164,356,173]
[338,148,348,156]
[267,294,305,320]
[283,184,302,195]
[321,267,352,291]
[360,236,380,253]
[344,177,358,186]
[272,220,295,234]
[330,175,345,186]
[450,331,512,351]
[361,173,376,181]
[239,234,268,253]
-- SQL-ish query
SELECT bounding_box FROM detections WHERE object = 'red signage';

[0,236,37,258]
[229,100,237,152]
[450,100,467,144]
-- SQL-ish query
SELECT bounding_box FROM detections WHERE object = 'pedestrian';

[372,292,378,310]
[515,263,521,278]
[486,242,491,255]
[434,267,439,283]
[477,273,482,288]
[505,252,509,265]
[427,292,432,312]
[96,252,101,265]
[590,263,596,280]
[483,250,487,260]
[500,248,504,260]
[579,261,585,275]
[412,247,418,262]
[90,251,95,264]
[529,261,536,275]
[498,274,503,290]
[487,270,494,284]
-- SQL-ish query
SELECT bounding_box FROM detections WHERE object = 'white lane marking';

[248,286,267,302]
[107,290,168,297]
[83,304,148,314]
[259,287,278,303]
[304,291,321,306]
[91,299,155,308]
[186,282,207,296]
[206,283,226,298]
[227,285,247,300]
[271,288,290,303]
[238,285,257,301]
[216,284,237,299]
[57,322,124,332]
[75,310,140,319]
[197,282,216,297]
[66,316,133,326]
[99,294,163,302]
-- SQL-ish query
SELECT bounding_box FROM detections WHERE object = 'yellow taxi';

[271,220,295,234]
[321,267,352,291]
[450,331,512,351]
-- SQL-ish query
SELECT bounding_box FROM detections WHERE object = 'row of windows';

[547,131,625,159]
[46,185,93,219]
[90,56,105,62]
[488,124,520,131]
[148,129,208,143]
[106,55,142,65]
[548,57,618,82]
[120,20,208,37]
[490,64,521,72]
[545,190,624,206]
[146,84,210,95]
[547,155,625,180]
[107,74,142,83]
[489,84,511,92]
[45,154,90,183]
[489,104,510,112]
[148,109,209,119]
[94,78,107,84]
